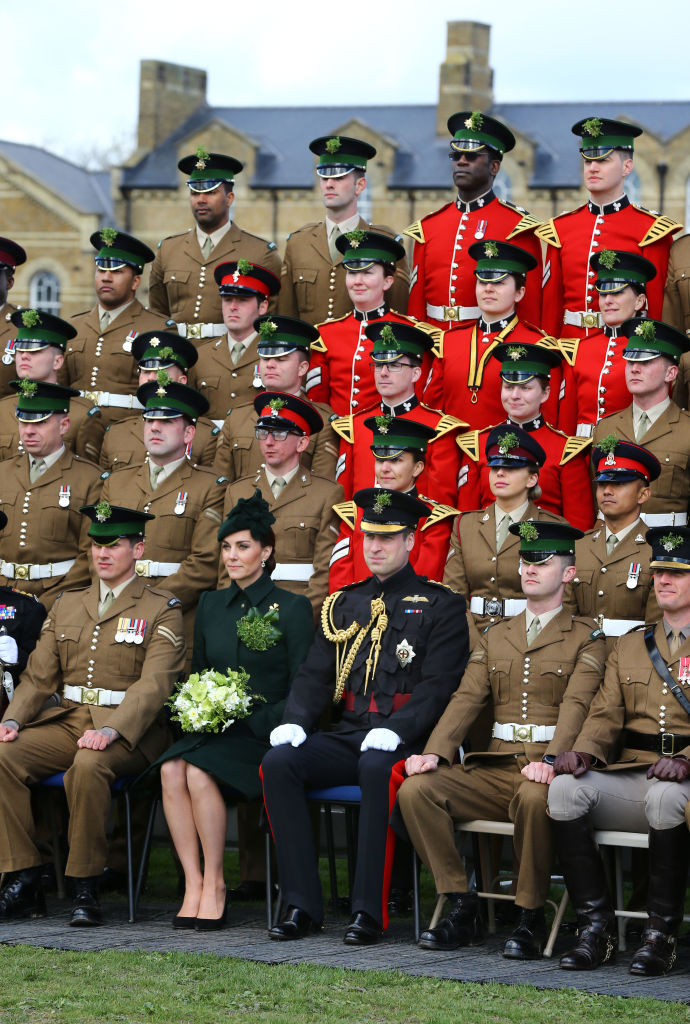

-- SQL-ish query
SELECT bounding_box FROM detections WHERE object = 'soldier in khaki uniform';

[64,230,172,426]
[0,381,102,610]
[662,233,690,338]
[100,380,224,661]
[0,309,104,463]
[279,135,409,325]
[399,520,605,959]
[444,425,565,650]
[187,260,280,421]
[0,237,27,398]
[213,314,337,483]
[0,503,185,925]
[549,526,690,977]
[149,149,280,334]
[565,438,661,651]
[592,317,690,526]
[221,392,343,618]
[99,331,219,471]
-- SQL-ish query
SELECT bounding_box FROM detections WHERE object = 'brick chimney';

[137,60,207,152]
[436,21,494,136]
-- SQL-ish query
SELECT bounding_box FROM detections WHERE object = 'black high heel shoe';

[172,913,197,930]
[195,895,228,931]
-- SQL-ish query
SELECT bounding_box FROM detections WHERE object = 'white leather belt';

[64,684,126,707]
[271,562,314,582]
[600,617,644,637]
[641,512,688,526]
[80,391,143,410]
[492,722,556,742]
[134,560,181,577]
[1,559,75,581]
[563,309,603,329]
[177,322,224,339]
[470,596,527,617]
[575,422,595,438]
[426,303,480,322]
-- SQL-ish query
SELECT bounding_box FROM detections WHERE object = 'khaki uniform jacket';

[222,466,343,617]
[148,222,281,324]
[574,621,690,767]
[0,450,102,609]
[98,414,220,471]
[100,460,225,613]
[564,522,660,653]
[0,393,106,464]
[662,233,690,337]
[424,609,606,766]
[187,332,263,420]
[592,401,690,516]
[443,501,565,648]
[2,578,185,763]
[212,396,338,483]
[64,300,172,424]
[0,301,21,398]
[278,218,410,325]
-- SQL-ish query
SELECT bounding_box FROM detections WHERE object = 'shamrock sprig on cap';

[597,433,619,455]
[325,137,341,154]
[634,321,657,343]
[268,398,286,414]
[484,241,499,258]
[506,345,527,362]
[156,369,171,396]
[599,250,619,270]
[375,414,391,434]
[158,346,175,360]
[236,258,252,276]
[258,320,278,340]
[95,500,112,523]
[464,112,484,131]
[582,117,603,138]
[661,532,683,552]
[100,227,118,247]
[379,324,400,349]
[497,431,519,455]
[18,379,37,398]
[195,146,210,170]
[519,521,539,542]
[345,228,367,249]
[372,491,392,515]
[21,310,41,328]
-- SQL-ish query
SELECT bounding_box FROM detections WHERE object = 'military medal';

[626,562,641,590]
[679,657,690,682]
[184,440,193,459]
[395,639,415,667]
[0,606,16,619]
[125,619,137,644]
[122,330,138,353]
[134,619,147,645]
[115,617,127,643]
[474,219,488,240]
[252,364,263,388]
[58,485,71,508]
[174,491,188,516]
[2,337,15,366]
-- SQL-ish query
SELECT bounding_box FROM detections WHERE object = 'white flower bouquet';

[168,667,262,733]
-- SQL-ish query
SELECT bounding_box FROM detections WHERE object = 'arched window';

[29,271,61,315]
[623,170,642,206]
[493,173,513,204]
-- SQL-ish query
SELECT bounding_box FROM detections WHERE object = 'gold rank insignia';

[332,501,357,530]
[420,499,460,530]
[560,435,592,465]
[635,210,682,246]
[433,413,468,439]
[554,336,580,366]
[402,595,429,603]
[456,430,481,461]
[403,221,425,244]
[535,218,562,248]
[331,416,354,443]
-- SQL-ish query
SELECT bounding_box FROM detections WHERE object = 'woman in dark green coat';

[156,491,314,929]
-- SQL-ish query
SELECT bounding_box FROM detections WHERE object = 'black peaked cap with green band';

[508,519,583,562]
[254,315,319,357]
[12,379,79,419]
[309,135,376,177]
[621,317,690,363]
[469,239,537,280]
[364,416,436,458]
[137,378,209,421]
[354,487,430,534]
[492,341,562,382]
[81,502,154,542]
[365,321,433,364]
[131,331,198,370]
[572,117,642,159]
[590,250,656,293]
[335,229,405,268]
[178,148,243,188]
[447,111,515,155]
[10,308,77,351]
[90,229,154,271]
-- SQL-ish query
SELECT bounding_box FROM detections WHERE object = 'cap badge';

[634,321,657,343]
[506,345,526,361]
[149,336,160,348]
[661,533,683,553]
[194,146,210,170]
[345,228,367,249]
[464,112,483,131]
[95,500,111,523]
[375,414,391,435]
[484,241,499,259]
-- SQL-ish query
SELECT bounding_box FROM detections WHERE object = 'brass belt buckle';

[135,560,150,577]
[444,306,459,321]
[186,324,202,339]
[582,312,599,329]
[14,563,29,580]
[82,688,98,705]
[660,732,675,756]
[515,725,532,742]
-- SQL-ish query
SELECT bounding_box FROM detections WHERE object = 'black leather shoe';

[99,867,127,894]
[503,907,546,960]
[629,927,677,976]
[387,887,412,917]
[559,921,616,970]
[227,880,266,902]
[40,863,57,892]
[344,911,382,946]
[0,868,46,920]
[419,893,485,951]
[268,906,317,941]
[69,877,102,927]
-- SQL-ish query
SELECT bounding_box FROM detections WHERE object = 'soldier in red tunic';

[538,117,681,339]
[305,232,427,416]
[424,240,560,430]
[330,418,457,590]
[457,342,595,531]
[332,321,466,507]
[558,250,657,438]
[406,112,542,330]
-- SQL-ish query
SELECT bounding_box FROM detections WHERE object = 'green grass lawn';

[1,947,688,1024]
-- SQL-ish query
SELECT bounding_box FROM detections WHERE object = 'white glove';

[360,728,402,752]
[0,635,18,666]
[270,723,307,748]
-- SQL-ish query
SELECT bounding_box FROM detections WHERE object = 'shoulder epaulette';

[634,208,683,247]
[310,333,328,354]
[403,221,425,244]
[456,429,481,461]
[499,200,541,238]
[560,435,593,465]
[554,336,580,366]
[158,229,192,246]
[419,498,460,530]
[415,577,458,595]
[412,320,444,353]
[332,500,357,530]
[286,222,322,240]
[331,415,354,444]
[432,413,469,439]
[535,218,562,248]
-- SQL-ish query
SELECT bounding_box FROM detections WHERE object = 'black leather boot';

[551,817,617,970]
[419,892,485,950]
[630,824,690,977]
[503,906,546,959]
[69,876,102,927]
[0,867,46,920]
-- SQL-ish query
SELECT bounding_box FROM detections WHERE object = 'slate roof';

[0,140,114,220]
[121,100,690,193]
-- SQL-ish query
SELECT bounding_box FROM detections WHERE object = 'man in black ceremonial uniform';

[261,488,468,945]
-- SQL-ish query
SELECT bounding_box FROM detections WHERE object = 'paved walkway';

[1,896,688,1004]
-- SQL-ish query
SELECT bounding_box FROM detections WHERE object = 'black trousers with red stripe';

[261,729,410,927]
